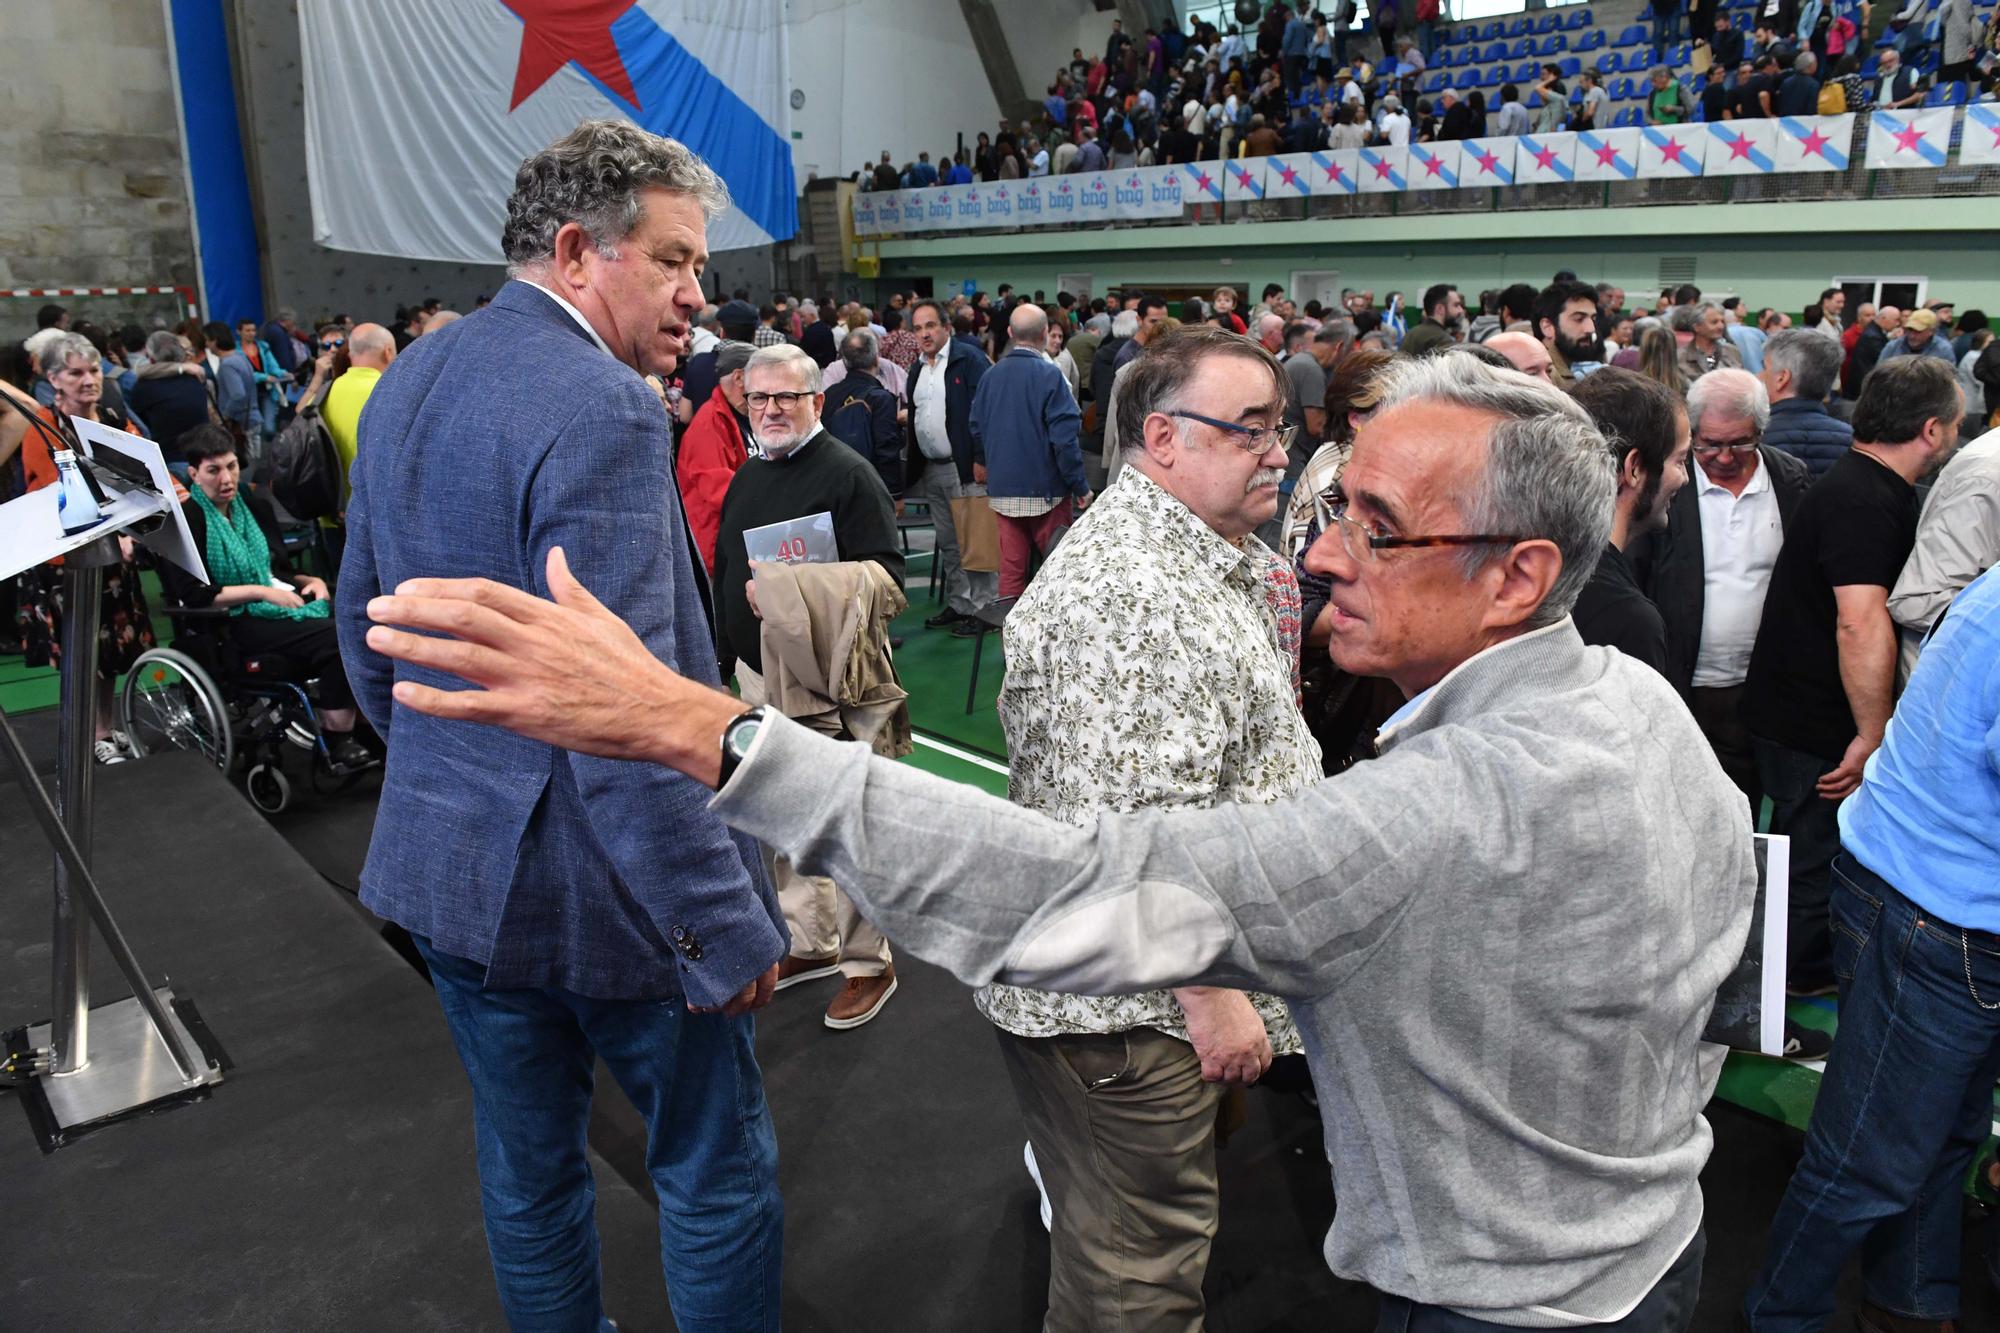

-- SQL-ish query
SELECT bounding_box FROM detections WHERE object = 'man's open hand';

[365,547,743,778]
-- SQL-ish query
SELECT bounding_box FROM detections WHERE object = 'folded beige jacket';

[753,559,911,757]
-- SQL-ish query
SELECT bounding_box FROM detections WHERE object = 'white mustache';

[1247,469,1285,492]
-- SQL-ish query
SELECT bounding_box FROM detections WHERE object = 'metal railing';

[856,111,1998,243]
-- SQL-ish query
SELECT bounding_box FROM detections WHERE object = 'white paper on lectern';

[0,416,209,586]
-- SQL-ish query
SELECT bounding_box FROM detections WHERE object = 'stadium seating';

[1613,23,1647,47]
[1926,81,1969,107]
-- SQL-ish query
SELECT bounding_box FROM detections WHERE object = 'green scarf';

[191,484,328,622]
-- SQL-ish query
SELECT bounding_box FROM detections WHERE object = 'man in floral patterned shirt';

[983,324,1320,1330]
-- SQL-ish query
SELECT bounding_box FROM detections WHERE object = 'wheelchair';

[118,603,376,815]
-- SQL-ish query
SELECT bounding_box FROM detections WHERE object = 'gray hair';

[1686,367,1770,437]
[1373,355,1614,628]
[145,330,186,363]
[1668,305,1700,333]
[1315,317,1357,345]
[1762,328,1843,401]
[501,119,728,274]
[1111,310,1141,339]
[1086,312,1112,335]
[1794,50,1817,72]
[840,328,880,373]
[745,342,823,393]
[42,333,100,376]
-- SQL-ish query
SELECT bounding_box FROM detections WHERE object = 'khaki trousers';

[738,665,891,978]
[995,1026,1224,1333]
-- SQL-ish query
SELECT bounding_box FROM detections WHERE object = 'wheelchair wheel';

[120,648,233,774]
[245,762,291,814]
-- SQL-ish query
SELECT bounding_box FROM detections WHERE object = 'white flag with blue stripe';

[1637,124,1707,179]
[1866,108,1953,169]
[1573,128,1641,182]
[1224,158,1268,201]
[1358,146,1409,193]
[1965,104,2000,165]
[1460,138,1518,186]
[1774,115,1856,172]
[1513,132,1578,185]
[1406,142,1462,190]
[301,0,797,258]
[1703,121,1779,176]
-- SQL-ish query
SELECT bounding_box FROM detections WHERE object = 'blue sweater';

[1763,397,1852,479]
[968,346,1086,502]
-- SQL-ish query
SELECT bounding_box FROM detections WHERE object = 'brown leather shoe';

[1856,1305,1957,1333]
[824,967,897,1029]
[775,955,842,991]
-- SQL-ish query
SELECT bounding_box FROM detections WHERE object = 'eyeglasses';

[1318,494,1531,563]
[745,390,813,410]
[1691,436,1759,456]
[319,337,345,349]
[1169,409,1297,456]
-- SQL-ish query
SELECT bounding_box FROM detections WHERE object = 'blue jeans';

[1377,1229,1704,1330]
[416,937,783,1333]
[1754,737,1844,988]
[1744,856,2000,1329]
[1651,10,1683,62]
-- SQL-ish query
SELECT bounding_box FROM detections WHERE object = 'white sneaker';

[1023,1140,1052,1232]
[93,738,129,765]
[110,729,137,756]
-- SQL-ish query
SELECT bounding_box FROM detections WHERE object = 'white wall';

[786,0,1003,183]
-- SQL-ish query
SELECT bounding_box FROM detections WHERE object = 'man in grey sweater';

[364,355,1759,1329]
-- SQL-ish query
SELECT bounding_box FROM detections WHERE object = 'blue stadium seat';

[1613,23,1647,46]
[1455,67,1482,90]
[1482,40,1507,60]
[1558,55,1581,76]
[1506,17,1533,37]
[1480,20,1504,38]
[1860,54,1880,76]
[1508,37,1534,57]
[1535,12,1562,33]
[1514,59,1541,80]
[1569,84,1584,103]
[1609,74,1635,99]
[1926,80,1968,106]
[1565,8,1594,29]
[1597,48,1623,72]
[1423,70,1450,93]
[1669,41,1691,65]
[1613,106,1642,127]
[1576,29,1606,52]
[1526,89,1544,108]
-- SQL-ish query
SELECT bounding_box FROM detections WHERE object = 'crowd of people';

[850,1,1999,188]
[9,110,2000,1333]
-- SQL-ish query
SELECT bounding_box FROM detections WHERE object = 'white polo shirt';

[1691,455,1784,688]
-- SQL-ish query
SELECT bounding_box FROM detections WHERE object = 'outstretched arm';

[365,551,1438,1000]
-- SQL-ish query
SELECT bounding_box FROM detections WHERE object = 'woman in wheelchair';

[159,425,373,772]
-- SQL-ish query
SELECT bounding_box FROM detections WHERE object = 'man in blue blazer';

[335,121,786,1333]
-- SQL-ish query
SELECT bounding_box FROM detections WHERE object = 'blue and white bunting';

[1637,124,1706,178]
[1514,132,1578,185]
[1460,137,1518,186]
[1574,128,1641,182]
[1703,121,1779,175]
[1775,114,1855,172]
[1406,142,1462,190]
[1357,146,1408,193]
[1866,108,1952,168]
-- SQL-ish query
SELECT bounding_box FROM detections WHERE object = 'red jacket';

[677,387,749,573]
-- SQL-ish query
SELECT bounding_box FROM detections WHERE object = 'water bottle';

[53,449,104,536]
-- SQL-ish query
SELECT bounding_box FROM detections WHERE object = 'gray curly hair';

[501,119,729,274]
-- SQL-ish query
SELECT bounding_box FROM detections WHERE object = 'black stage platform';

[5,750,1996,1330]
[0,752,669,1330]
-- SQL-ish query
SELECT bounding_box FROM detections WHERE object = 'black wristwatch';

[718,707,768,787]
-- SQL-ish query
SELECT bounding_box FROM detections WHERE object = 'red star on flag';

[1422,154,1444,176]
[1727,133,1754,160]
[1799,127,1830,157]
[1324,160,1347,184]
[1988,123,2000,150]
[1593,143,1621,167]
[1474,149,1500,174]
[1371,157,1394,179]
[1532,145,1558,171]
[1893,123,1926,153]
[501,0,641,112]
[1278,163,1300,188]
[1193,170,1214,194]
[1658,136,1687,166]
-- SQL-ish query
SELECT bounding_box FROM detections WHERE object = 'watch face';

[729,713,763,758]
